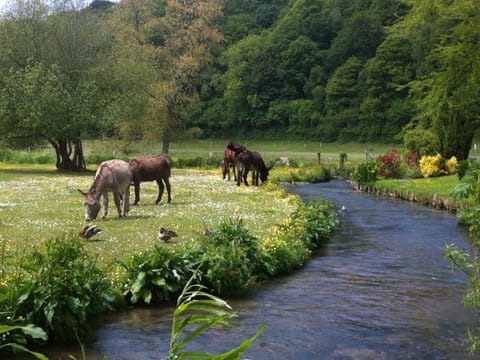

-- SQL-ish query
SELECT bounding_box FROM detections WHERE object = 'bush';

[201,218,259,295]
[259,231,310,276]
[353,159,378,185]
[458,160,469,180]
[171,156,223,169]
[419,154,443,177]
[259,200,337,276]
[12,237,118,342]
[304,167,331,183]
[446,156,458,174]
[121,246,201,305]
[403,128,441,156]
[0,149,55,164]
[292,200,338,249]
[378,149,404,179]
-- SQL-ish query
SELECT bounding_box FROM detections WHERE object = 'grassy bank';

[0,161,339,349]
[375,175,459,198]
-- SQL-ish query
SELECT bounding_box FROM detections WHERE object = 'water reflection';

[42,181,477,359]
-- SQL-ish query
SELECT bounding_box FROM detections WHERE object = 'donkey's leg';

[102,193,109,219]
[122,186,130,217]
[231,161,235,181]
[156,179,164,204]
[113,191,123,218]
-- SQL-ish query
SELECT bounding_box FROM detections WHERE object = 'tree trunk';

[51,139,87,171]
[162,131,170,154]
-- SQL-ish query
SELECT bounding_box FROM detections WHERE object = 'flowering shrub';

[405,150,420,167]
[446,156,458,174]
[419,154,443,177]
[378,149,404,178]
[259,200,337,276]
[353,159,378,185]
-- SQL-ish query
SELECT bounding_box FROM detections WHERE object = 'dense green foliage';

[121,201,337,302]
[1,0,479,164]
[449,160,480,353]
[4,237,117,343]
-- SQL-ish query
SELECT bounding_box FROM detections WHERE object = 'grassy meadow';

[0,163,300,281]
[82,139,397,165]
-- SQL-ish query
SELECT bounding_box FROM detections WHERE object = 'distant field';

[84,139,400,165]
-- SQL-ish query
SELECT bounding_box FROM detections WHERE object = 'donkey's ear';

[78,189,87,196]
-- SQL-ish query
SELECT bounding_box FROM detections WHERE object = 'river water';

[47,181,477,359]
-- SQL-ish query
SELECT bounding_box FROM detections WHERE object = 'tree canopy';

[0,0,479,165]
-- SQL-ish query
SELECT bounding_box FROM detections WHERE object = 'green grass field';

[0,163,299,280]
[82,139,398,165]
[375,175,460,198]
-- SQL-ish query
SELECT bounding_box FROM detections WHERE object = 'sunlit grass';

[83,139,396,164]
[375,175,459,198]
[0,164,299,278]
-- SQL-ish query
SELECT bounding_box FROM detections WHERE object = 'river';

[45,180,477,359]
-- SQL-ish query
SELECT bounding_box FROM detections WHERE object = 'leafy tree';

[152,0,224,153]
[359,34,415,141]
[0,0,114,170]
[394,0,480,160]
[104,0,163,141]
[323,57,364,141]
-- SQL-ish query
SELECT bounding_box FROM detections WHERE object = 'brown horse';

[129,155,172,205]
[223,142,246,181]
[234,150,271,186]
[78,159,132,221]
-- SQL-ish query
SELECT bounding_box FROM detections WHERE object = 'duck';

[158,227,178,242]
[79,225,102,239]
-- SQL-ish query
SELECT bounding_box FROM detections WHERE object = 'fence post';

[317,152,321,164]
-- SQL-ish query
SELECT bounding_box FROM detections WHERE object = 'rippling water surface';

[47,181,477,359]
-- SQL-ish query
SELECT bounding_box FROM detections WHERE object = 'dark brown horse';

[223,142,246,181]
[234,150,270,186]
[129,155,172,205]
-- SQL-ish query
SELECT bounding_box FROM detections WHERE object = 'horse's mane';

[89,163,110,194]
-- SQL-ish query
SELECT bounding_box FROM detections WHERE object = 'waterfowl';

[158,227,178,242]
[79,225,102,239]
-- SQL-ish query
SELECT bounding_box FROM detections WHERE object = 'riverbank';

[0,164,338,352]
[354,175,465,212]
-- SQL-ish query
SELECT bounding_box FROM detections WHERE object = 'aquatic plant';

[167,275,265,360]
[0,323,47,359]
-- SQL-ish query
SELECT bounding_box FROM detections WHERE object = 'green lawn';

[83,139,399,165]
[375,175,459,198]
[0,163,299,280]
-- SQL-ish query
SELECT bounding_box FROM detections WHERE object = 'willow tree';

[394,0,480,160]
[0,0,113,170]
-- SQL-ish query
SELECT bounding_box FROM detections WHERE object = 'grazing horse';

[223,142,246,181]
[129,155,172,205]
[234,150,271,186]
[78,159,132,221]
